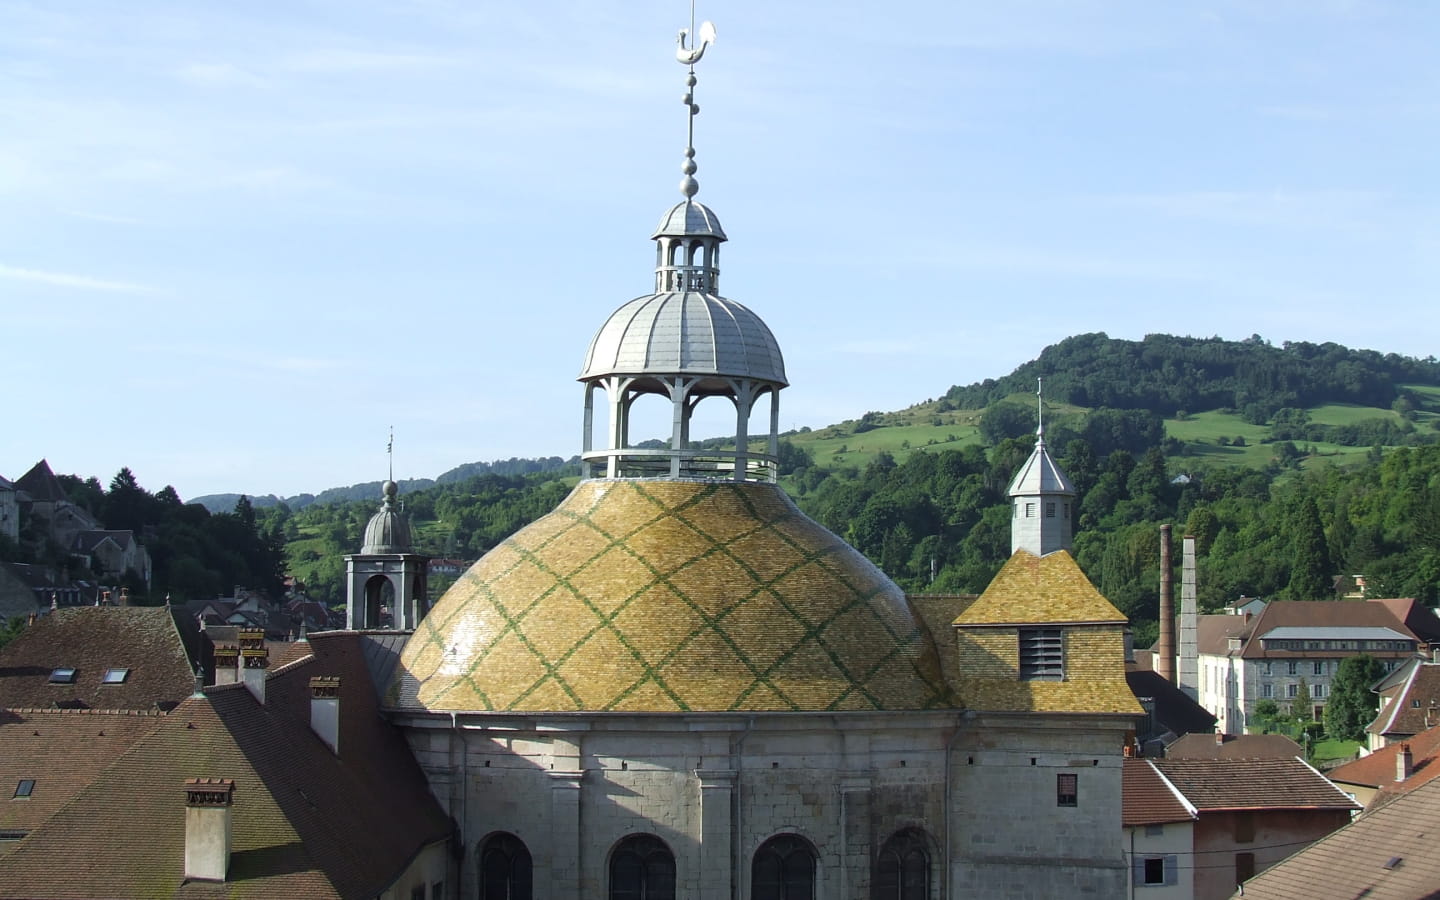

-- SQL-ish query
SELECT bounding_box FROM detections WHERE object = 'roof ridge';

[1145,759,1199,819]
[0,706,169,717]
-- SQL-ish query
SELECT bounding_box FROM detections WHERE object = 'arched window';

[479,832,532,900]
[752,834,816,900]
[873,829,930,900]
[609,834,676,900]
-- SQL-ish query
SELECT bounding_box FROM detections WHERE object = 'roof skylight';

[48,668,76,684]
[101,668,129,685]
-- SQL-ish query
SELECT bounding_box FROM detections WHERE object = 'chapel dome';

[391,480,952,713]
[653,200,727,240]
[579,292,787,386]
[361,481,413,554]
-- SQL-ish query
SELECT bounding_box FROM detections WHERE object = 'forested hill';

[944,334,1440,419]
[191,455,578,513]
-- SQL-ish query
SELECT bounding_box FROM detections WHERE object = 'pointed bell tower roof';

[1007,379,1077,556]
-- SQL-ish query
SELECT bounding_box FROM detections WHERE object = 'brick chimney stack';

[1398,743,1414,782]
[309,676,341,755]
[238,629,268,704]
[184,778,235,881]
[1158,524,1175,683]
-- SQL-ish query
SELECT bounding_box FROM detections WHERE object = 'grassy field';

[1311,738,1362,765]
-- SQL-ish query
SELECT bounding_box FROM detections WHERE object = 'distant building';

[1123,757,1359,900]
[1368,656,1440,750]
[1327,726,1440,808]
[0,476,18,543]
[1236,772,1440,899]
[1195,599,1437,733]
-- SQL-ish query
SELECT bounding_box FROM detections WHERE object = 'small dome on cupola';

[653,200,727,240]
[362,480,413,554]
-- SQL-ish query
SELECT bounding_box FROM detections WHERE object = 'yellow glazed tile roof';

[954,549,1126,626]
[394,480,954,712]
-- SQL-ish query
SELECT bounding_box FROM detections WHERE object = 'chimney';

[184,778,235,881]
[309,676,341,754]
[212,646,240,685]
[1177,536,1200,701]
[1216,731,1225,746]
[119,587,131,607]
[1158,525,1176,683]
[238,629,268,704]
[1398,744,1414,782]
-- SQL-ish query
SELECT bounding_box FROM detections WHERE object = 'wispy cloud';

[62,209,150,225]
[832,339,922,356]
[0,263,153,294]
[281,48,465,73]
[176,62,268,88]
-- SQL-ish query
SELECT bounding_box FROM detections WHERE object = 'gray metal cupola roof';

[361,480,413,554]
[1006,438,1077,497]
[577,14,787,483]
[1007,381,1077,557]
[653,200,727,240]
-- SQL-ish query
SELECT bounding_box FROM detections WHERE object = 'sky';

[2,0,1437,501]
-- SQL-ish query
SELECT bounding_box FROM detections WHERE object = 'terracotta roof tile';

[1149,758,1360,811]
[1328,726,1440,792]
[1196,614,1252,656]
[1166,732,1302,760]
[1238,775,1440,900]
[0,607,204,712]
[1239,600,1418,659]
[1371,664,1440,737]
[0,631,450,898]
[1123,758,1196,825]
[0,709,165,835]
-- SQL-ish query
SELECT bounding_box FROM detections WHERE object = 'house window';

[1045,502,1056,518]
[410,887,424,900]
[1057,773,1078,807]
[1262,683,1273,699]
[1025,502,1036,518]
[1131,853,1177,887]
[1313,684,1326,699]
[1063,502,1070,518]
[481,832,532,900]
[1144,824,1163,837]
[611,834,675,900]
[1236,852,1256,884]
[102,668,129,684]
[48,668,76,684]
[430,883,442,900]
[1262,662,1272,676]
[752,834,816,900]
[1019,628,1064,681]
[1287,684,1298,698]
[1287,661,1298,676]
[874,828,930,900]
[1313,661,1325,676]
[13,780,34,799]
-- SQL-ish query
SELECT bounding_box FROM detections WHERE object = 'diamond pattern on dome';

[394,480,954,713]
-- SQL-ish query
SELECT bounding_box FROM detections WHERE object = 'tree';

[1325,654,1387,741]
[1292,678,1312,721]
[1286,496,1333,601]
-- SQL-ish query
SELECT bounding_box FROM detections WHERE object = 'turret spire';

[1036,377,1045,441]
[676,2,716,200]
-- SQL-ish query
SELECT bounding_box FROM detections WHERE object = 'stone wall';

[397,708,1130,899]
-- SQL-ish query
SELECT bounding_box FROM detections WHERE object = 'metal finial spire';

[1036,377,1045,441]
[387,426,394,482]
[675,2,716,200]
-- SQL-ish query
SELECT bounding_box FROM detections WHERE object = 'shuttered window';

[1132,855,1178,887]
[1019,628,1064,681]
